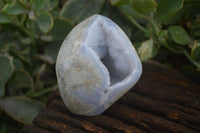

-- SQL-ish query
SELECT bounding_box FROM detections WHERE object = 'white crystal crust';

[56,14,142,116]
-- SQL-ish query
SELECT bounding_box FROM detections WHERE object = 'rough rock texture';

[22,61,200,133]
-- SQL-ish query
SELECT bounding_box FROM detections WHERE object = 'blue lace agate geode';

[56,14,142,116]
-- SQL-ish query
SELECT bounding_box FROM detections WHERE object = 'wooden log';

[133,62,200,111]
[35,108,110,133]
[106,103,198,133]
[22,125,51,133]
[34,117,86,133]
[22,61,200,133]
[46,99,197,133]
[47,100,145,133]
[119,92,200,130]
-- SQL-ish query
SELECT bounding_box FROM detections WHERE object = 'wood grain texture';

[22,61,200,133]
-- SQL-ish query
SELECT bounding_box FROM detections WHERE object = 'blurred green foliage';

[0,0,200,132]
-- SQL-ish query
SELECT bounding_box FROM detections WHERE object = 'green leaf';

[2,1,27,15]
[48,17,73,41]
[119,5,144,19]
[163,4,193,25]
[60,0,104,24]
[138,39,155,61]
[169,25,192,45]
[131,0,157,14]
[19,0,28,5]
[7,69,33,94]
[191,41,200,61]
[0,80,5,97]
[0,97,44,124]
[13,59,24,70]
[51,7,60,17]
[29,0,48,12]
[0,55,14,83]
[37,12,53,33]
[155,0,183,21]
[110,0,130,6]
[47,0,58,11]
[30,0,58,12]
[0,13,12,24]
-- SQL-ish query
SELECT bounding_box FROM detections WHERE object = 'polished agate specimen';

[56,14,142,116]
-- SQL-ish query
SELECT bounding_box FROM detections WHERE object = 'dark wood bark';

[22,61,200,133]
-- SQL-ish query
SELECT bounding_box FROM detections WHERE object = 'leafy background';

[0,0,200,132]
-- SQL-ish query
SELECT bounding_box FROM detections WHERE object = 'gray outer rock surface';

[56,14,142,116]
